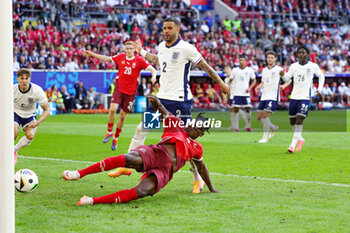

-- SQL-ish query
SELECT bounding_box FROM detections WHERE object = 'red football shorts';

[132,144,174,194]
[111,85,136,113]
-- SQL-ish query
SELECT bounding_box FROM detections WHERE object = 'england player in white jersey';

[108,17,229,194]
[255,51,284,143]
[14,68,49,164]
[227,55,256,132]
[281,46,325,153]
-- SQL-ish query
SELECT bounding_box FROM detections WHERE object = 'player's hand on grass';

[133,39,142,54]
[209,188,220,193]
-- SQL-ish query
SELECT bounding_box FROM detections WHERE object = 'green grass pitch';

[15,110,350,232]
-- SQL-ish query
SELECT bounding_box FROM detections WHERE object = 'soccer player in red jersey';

[63,94,219,206]
[83,41,156,151]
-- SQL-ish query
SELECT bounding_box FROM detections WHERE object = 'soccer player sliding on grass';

[63,94,219,205]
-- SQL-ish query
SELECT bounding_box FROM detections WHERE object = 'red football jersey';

[158,115,203,164]
[112,54,150,95]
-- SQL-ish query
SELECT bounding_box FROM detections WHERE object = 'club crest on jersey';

[171,52,180,63]
[272,72,275,76]
[28,98,34,103]
[132,63,136,68]
[121,61,125,64]
[306,68,311,74]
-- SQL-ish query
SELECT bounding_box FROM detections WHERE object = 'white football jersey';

[261,65,283,101]
[156,38,202,101]
[283,61,325,100]
[14,83,47,118]
[229,66,255,97]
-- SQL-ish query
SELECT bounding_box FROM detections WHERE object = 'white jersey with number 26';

[283,61,325,100]
[156,37,202,102]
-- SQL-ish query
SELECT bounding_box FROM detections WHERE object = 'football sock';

[230,112,239,129]
[189,160,203,181]
[14,136,32,152]
[92,188,138,204]
[260,118,269,140]
[128,122,149,152]
[290,125,303,148]
[238,109,246,122]
[114,128,122,139]
[229,112,235,128]
[107,123,114,133]
[294,125,303,140]
[244,110,251,128]
[266,117,276,131]
[78,155,126,178]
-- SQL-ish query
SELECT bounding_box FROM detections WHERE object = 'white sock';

[290,125,303,148]
[260,118,269,140]
[128,122,149,152]
[244,110,251,128]
[232,112,239,129]
[189,160,202,181]
[14,136,32,152]
[266,117,276,131]
[294,125,303,140]
[230,112,235,128]
[238,109,246,122]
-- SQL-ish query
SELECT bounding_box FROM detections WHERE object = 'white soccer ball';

[14,169,38,193]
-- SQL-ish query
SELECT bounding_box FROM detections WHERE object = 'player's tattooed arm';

[146,94,168,118]
[196,59,229,94]
[193,159,219,193]
[133,39,159,66]
[145,53,160,66]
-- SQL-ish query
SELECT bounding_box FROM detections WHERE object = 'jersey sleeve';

[111,54,122,64]
[229,70,235,80]
[261,69,266,83]
[250,68,256,80]
[37,88,48,105]
[283,64,295,82]
[185,44,202,65]
[314,63,325,92]
[139,57,150,70]
[191,143,204,161]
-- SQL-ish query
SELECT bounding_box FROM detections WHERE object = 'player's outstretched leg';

[63,155,128,180]
[111,128,122,151]
[77,174,157,206]
[108,122,148,178]
[189,160,205,194]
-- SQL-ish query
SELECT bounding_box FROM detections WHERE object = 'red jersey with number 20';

[112,54,150,95]
[158,114,203,171]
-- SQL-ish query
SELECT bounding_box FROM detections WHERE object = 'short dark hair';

[163,17,180,27]
[239,55,246,60]
[297,45,309,54]
[17,68,31,78]
[266,50,277,57]
[195,112,210,134]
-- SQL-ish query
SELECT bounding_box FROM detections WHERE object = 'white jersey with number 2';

[156,37,202,102]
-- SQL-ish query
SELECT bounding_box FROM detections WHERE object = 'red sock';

[107,123,114,132]
[92,188,138,204]
[114,128,122,138]
[78,155,126,178]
